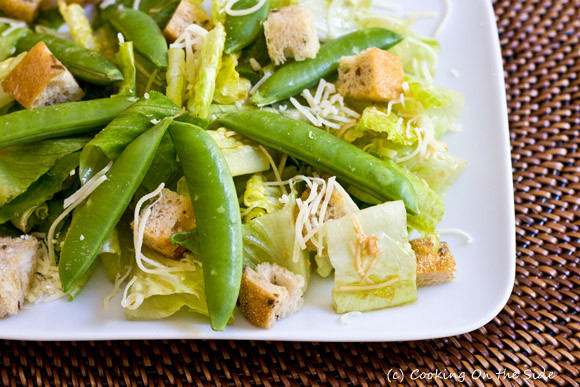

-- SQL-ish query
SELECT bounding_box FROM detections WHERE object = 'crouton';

[411,238,456,287]
[139,188,196,259]
[238,263,304,329]
[0,0,42,23]
[163,0,212,42]
[337,47,404,103]
[1,41,84,109]
[0,235,38,318]
[263,6,320,65]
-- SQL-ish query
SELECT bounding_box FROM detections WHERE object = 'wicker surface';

[1,0,580,386]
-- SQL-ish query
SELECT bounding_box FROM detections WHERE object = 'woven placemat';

[1,0,580,386]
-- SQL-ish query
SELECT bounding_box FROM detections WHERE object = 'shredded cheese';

[290,80,359,130]
[433,0,451,37]
[121,276,144,310]
[249,57,261,71]
[103,264,133,310]
[340,311,362,325]
[133,0,141,10]
[249,70,272,96]
[99,0,116,8]
[337,277,399,292]
[117,32,125,44]
[25,237,66,304]
[350,214,382,282]
[438,228,473,244]
[371,0,401,10]
[48,162,112,264]
[224,0,268,16]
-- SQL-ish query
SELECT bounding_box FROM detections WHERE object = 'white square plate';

[0,0,515,341]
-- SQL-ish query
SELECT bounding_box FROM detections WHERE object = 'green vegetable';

[401,150,466,196]
[116,40,137,96]
[207,128,270,177]
[0,151,81,227]
[124,253,208,321]
[79,92,178,183]
[389,34,440,79]
[242,200,310,289]
[169,121,243,331]
[224,0,270,54]
[188,23,226,119]
[251,28,403,105]
[0,138,87,207]
[108,8,169,68]
[16,33,124,85]
[326,201,417,313]
[213,55,250,104]
[59,117,173,293]
[166,47,186,106]
[218,111,419,214]
[0,96,136,149]
[357,105,417,146]
[0,26,28,61]
[242,173,283,221]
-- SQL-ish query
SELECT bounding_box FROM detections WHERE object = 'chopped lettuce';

[206,128,270,177]
[401,150,466,195]
[0,26,28,61]
[166,47,186,106]
[0,138,87,207]
[242,198,310,289]
[242,173,284,221]
[213,54,250,104]
[123,252,208,320]
[389,34,440,78]
[325,201,416,313]
[188,23,226,119]
[357,105,417,146]
[58,0,100,51]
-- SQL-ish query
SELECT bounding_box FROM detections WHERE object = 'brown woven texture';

[1,1,580,386]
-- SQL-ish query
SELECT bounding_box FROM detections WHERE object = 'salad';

[0,0,466,330]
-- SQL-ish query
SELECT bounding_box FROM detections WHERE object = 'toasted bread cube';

[337,47,404,103]
[238,263,304,329]
[163,0,212,42]
[411,238,456,287]
[0,236,38,318]
[263,6,320,65]
[139,188,196,259]
[2,42,84,109]
[0,0,42,22]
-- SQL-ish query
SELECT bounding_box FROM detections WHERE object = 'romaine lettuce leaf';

[357,105,417,146]
[0,138,87,207]
[0,151,81,228]
[123,252,208,320]
[213,54,249,105]
[325,201,416,313]
[389,34,440,78]
[401,150,466,195]
[208,128,270,177]
[188,23,226,119]
[242,173,284,221]
[242,200,310,289]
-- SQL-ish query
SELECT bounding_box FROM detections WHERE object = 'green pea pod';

[169,121,243,331]
[218,111,420,214]
[224,0,270,54]
[59,117,173,292]
[0,97,136,149]
[251,28,403,105]
[79,91,179,183]
[15,33,124,85]
[108,8,169,68]
[116,41,137,96]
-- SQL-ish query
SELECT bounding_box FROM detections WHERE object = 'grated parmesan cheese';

[433,0,451,37]
[290,80,359,130]
[25,237,66,305]
[224,0,268,16]
[249,57,261,71]
[340,311,362,325]
[249,70,272,96]
[103,264,133,310]
[99,0,116,9]
[438,228,473,244]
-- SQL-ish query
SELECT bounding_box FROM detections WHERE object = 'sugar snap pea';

[251,28,403,105]
[224,0,270,54]
[218,111,419,214]
[59,117,173,292]
[108,8,169,68]
[15,33,124,85]
[0,97,136,149]
[169,121,243,331]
